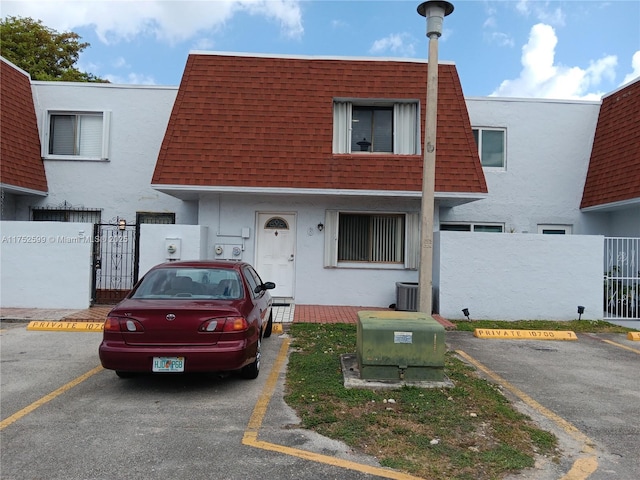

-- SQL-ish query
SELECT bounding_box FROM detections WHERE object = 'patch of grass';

[453,319,635,333]
[285,324,559,479]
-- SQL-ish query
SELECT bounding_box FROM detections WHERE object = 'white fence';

[0,221,94,309]
[604,237,639,320]
[0,221,627,322]
[434,231,605,321]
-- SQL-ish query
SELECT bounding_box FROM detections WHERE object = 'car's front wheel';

[241,338,261,379]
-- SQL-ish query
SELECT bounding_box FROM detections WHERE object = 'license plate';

[152,356,185,372]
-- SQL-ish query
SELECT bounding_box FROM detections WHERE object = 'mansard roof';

[152,52,487,199]
[0,58,47,194]
[581,78,640,210]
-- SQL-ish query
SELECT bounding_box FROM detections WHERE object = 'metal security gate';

[92,221,138,304]
[604,237,639,320]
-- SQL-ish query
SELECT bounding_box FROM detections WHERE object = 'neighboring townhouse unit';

[1,58,48,217]
[1,53,638,319]
[151,52,488,305]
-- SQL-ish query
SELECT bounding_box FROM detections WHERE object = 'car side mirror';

[254,282,276,294]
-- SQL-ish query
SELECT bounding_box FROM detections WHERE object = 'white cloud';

[369,33,416,57]
[514,0,565,27]
[492,23,618,100]
[1,0,303,44]
[104,72,157,85]
[622,51,640,85]
[485,31,514,48]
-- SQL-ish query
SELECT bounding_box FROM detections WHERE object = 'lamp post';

[417,1,454,315]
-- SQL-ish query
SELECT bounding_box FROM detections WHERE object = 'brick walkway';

[294,305,389,323]
[1,304,455,329]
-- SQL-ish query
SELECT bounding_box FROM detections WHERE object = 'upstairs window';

[472,128,505,169]
[333,101,419,154]
[44,111,111,160]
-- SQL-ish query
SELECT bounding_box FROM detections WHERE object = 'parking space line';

[0,365,103,431]
[600,339,640,355]
[582,333,640,355]
[243,337,423,480]
[455,350,598,480]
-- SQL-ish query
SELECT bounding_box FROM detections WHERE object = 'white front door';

[255,213,296,299]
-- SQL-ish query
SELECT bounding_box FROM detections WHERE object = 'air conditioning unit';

[396,282,418,311]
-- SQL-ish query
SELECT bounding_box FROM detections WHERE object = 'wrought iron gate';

[91,221,139,304]
[604,237,639,320]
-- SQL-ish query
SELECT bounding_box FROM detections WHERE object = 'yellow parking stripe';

[0,365,103,430]
[601,339,640,354]
[243,338,423,480]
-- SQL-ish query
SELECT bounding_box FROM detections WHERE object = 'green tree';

[0,16,107,82]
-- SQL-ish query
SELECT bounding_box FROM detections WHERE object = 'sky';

[2,0,639,100]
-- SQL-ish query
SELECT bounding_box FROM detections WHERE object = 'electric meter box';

[356,311,446,382]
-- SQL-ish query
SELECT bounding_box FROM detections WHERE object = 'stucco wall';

[435,231,604,320]
[0,221,93,308]
[447,97,601,234]
[197,194,420,307]
[22,82,197,225]
[138,224,209,278]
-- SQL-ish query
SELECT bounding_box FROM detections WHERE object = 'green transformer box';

[356,311,446,381]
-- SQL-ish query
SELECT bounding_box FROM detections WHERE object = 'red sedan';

[99,260,275,379]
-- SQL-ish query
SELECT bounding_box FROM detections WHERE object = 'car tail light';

[104,316,144,332]
[197,317,248,333]
[222,316,249,332]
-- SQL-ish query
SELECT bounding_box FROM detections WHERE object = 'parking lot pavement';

[3,321,638,480]
[445,331,640,480]
[0,325,397,480]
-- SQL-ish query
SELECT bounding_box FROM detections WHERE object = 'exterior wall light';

[317,223,324,231]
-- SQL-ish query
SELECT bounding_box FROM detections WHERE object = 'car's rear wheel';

[264,314,273,338]
[241,338,261,379]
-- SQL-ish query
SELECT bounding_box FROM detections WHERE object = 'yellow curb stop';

[474,328,577,340]
[272,323,283,334]
[627,332,640,341]
[27,321,104,332]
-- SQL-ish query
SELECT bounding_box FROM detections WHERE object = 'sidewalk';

[0,305,456,328]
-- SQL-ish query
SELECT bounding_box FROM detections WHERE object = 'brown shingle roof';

[0,58,47,193]
[581,78,640,209]
[152,53,487,195]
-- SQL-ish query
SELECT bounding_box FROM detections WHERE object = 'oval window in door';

[264,217,289,229]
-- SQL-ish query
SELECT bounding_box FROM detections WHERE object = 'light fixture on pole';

[417,1,454,315]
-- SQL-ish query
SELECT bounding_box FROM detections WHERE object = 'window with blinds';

[333,101,419,154]
[338,213,405,263]
[45,111,110,160]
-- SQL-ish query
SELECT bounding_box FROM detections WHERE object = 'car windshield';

[131,268,243,300]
